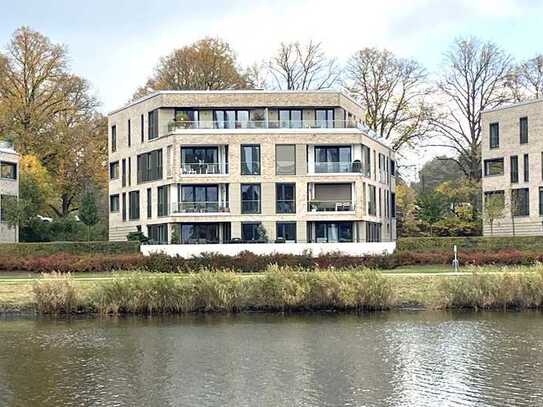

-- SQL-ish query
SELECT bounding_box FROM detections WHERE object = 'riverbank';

[2,264,543,314]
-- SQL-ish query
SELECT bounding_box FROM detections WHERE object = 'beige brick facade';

[0,143,19,242]
[108,90,396,244]
[482,99,543,236]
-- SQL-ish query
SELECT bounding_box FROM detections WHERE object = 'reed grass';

[32,272,81,314]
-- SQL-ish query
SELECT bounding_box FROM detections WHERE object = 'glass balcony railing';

[241,200,261,214]
[167,120,360,132]
[172,201,229,213]
[181,162,228,175]
[307,200,354,212]
[314,162,353,173]
[276,200,296,213]
[241,161,260,175]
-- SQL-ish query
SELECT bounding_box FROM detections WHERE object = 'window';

[109,194,120,212]
[180,223,219,244]
[147,188,152,218]
[174,109,198,128]
[0,194,16,222]
[362,145,371,177]
[489,122,499,148]
[179,185,219,212]
[512,188,529,217]
[276,183,295,213]
[109,162,119,180]
[390,159,396,176]
[122,192,126,221]
[128,157,131,186]
[366,222,382,242]
[539,188,543,216]
[483,158,504,177]
[111,125,117,152]
[315,109,334,128]
[157,185,169,216]
[313,221,353,243]
[214,110,248,129]
[0,161,17,180]
[279,109,302,128]
[129,191,140,220]
[484,190,505,208]
[314,146,351,173]
[524,153,529,182]
[181,147,223,174]
[276,222,296,242]
[141,114,144,143]
[241,222,261,241]
[148,223,167,244]
[276,145,296,175]
[510,156,518,183]
[391,192,396,218]
[241,145,260,175]
[148,109,158,140]
[520,117,528,144]
[122,159,126,187]
[137,149,163,183]
[368,185,377,216]
[127,119,131,147]
[241,184,261,214]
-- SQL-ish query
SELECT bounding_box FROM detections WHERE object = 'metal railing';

[241,161,260,175]
[241,200,261,214]
[314,162,354,173]
[167,119,360,132]
[181,162,228,175]
[172,201,229,213]
[307,200,355,212]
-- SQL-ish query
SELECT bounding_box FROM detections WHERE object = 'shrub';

[397,236,543,252]
[32,272,81,314]
[0,241,140,257]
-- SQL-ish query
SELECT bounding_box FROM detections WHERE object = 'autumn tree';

[484,193,505,236]
[133,38,249,99]
[432,37,513,180]
[345,48,434,152]
[267,40,340,90]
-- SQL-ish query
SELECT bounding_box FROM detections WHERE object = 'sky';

[2,0,543,169]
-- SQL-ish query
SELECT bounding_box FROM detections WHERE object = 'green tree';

[412,156,465,194]
[415,192,447,236]
[484,194,505,236]
[78,190,98,242]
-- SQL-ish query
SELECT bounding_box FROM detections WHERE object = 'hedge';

[0,241,140,257]
[397,236,543,252]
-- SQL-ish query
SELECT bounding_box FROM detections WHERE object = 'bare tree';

[133,38,249,99]
[513,55,543,100]
[344,47,434,152]
[431,37,513,180]
[268,40,340,90]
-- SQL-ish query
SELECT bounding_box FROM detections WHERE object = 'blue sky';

[2,0,543,113]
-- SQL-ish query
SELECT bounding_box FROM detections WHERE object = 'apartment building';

[482,99,543,236]
[0,141,19,243]
[108,90,396,245]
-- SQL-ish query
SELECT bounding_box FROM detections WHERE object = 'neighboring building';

[0,141,19,243]
[482,99,543,236]
[107,90,396,245]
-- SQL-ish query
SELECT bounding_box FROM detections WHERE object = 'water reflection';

[0,312,542,406]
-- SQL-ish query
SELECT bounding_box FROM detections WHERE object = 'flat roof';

[108,89,362,115]
[482,98,543,114]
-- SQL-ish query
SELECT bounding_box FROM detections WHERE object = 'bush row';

[0,241,140,257]
[398,236,543,252]
[2,249,543,273]
[33,266,393,314]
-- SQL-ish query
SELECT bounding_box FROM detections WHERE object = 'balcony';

[308,200,354,212]
[167,119,360,132]
[181,162,228,175]
[314,161,354,174]
[172,201,229,214]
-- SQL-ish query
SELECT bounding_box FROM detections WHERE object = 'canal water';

[0,311,542,406]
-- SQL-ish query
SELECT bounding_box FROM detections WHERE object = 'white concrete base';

[141,242,396,258]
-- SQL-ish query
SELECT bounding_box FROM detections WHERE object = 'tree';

[432,37,513,180]
[512,55,543,100]
[133,38,249,99]
[78,190,98,242]
[267,40,340,90]
[345,48,434,152]
[412,155,465,194]
[415,192,447,236]
[484,194,505,236]
[395,183,419,237]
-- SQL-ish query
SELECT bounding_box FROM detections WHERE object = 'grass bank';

[3,264,542,315]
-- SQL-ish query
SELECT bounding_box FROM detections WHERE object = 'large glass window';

[137,149,163,183]
[276,145,296,175]
[157,185,169,217]
[241,222,261,241]
[276,222,296,242]
[279,109,302,128]
[174,109,198,128]
[484,190,505,208]
[520,117,528,144]
[129,191,140,220]
[368,185,377,216]
[483,158,504,177]
[241,145,261,175]
[276,183,295,213]
[180,223,219,244]
[148,110,158,140]
[510,156,518,183]
[0,161,17,180]
[313,222,353,243]
[109,161,119,180]
[489,122,499,149]
[315,109,334,128]
[512,188,529,217]
[214,110,248,129]
[315,146,351,173]
[148,224,167,244]
[179,185,219,212]
[109,194,120,213]
[366,222,382,242]
[181,147,221,174]
[241,184,261,214]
